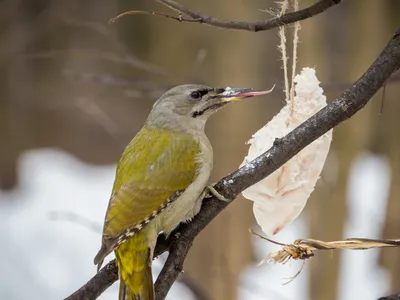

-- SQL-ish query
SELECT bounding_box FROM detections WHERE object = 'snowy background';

[0,149,391,299]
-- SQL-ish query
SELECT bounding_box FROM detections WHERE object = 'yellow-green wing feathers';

[114,127,199,191]
[94,126,200,265]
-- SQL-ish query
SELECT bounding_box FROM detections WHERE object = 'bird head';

[147,84,273,132]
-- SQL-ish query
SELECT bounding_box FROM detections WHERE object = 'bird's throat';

[191,102,228,118]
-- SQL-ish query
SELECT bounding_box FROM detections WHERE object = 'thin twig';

[282,261,306,285]
[250,229,287,247]
[109,10,202,24]
[49,211,101,233]
[109,0,342,32]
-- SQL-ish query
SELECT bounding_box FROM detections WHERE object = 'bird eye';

[190,91,202,100]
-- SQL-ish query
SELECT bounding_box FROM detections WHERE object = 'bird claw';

[202,184,229,202]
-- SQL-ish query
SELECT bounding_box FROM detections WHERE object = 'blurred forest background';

[1,0,400,299]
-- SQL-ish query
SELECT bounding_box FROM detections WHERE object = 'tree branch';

[379,293,400,300]
[65,234,171,300]
[65,28,400,300]
[155,0,342,32]
[154,28,400,299]
[110,0,342,32]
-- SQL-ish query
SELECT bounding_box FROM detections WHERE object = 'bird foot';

[202,183,229,202]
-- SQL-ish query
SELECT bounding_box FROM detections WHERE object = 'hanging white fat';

[241,67,332,235]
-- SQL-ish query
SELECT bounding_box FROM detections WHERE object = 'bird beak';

[216,86,275,102]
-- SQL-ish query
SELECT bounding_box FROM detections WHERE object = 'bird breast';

[156,134,213,235]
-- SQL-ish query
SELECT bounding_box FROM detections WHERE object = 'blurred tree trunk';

[0,0,48,190]
[0,0,162,190]
[376,2,400,292]
[378,92,400,292]
[303,1,387,299]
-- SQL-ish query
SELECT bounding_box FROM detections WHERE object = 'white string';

[289,0,301,117]
[277,0,290,103]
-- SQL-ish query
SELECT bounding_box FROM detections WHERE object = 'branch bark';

[65,234,171,300]
[142,0,343,32]
[65,28,400,300]
[379,293,400,300]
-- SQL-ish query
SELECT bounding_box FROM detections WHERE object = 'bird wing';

[95,126,200,264]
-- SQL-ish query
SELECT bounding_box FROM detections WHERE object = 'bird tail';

[116,233,155,300]
[118,270,154,300]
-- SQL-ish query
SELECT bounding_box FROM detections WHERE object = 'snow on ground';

[0,149,391,300]
[338,153,390,300]
[0,149,194,300]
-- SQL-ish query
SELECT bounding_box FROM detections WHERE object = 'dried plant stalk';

[251,229,400,264]
[251,230,400,283]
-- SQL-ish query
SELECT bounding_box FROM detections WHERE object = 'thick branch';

[155,0,342,32]
[379,293,400,300]
[65,235,171,300]
[65,28,400,300]
[154,28,400,299]
[65,260,118,300]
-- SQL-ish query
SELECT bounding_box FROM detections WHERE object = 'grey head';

[146,84,272,133]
